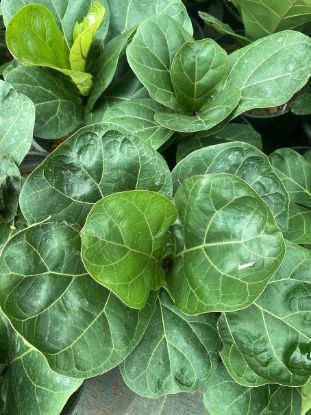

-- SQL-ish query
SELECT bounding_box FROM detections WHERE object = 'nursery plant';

[0,0,311,414]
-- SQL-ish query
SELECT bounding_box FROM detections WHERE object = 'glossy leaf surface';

[81,191,177,309]
[0,81,35,165]
[168,174,285,314]
[219,241,311,386]
[6,66,83,139]
[227,31,311,117]
[127,15,192,109]
[98,99,173,150]
[0,223,156,378]
[172,142,289,232]
[171,39,228,112]
[0,155,21,223]
[0,315,82,415]
[270,149,311,245]
[121,290,220,398]
[20,125,173,228]
[203,363,302,415]
[70,1,105,72]
[176,122,262,162]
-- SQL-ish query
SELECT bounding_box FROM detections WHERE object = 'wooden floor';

[72,368,208,415]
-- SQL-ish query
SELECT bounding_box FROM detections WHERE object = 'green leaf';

[0,155,21,223]
[0,223,14,255]
[227,31,311,118]
[203,363,302,415]
[0,222,157,378]
[20,125,173,228]
[5,66,83,140]
[6,4,93,96]
[81,191,177,309]
[176,122,262,162]
[127,15,192,109]
[303,378,311,415]
[154,86,240,133]
[0,315,82,415]
[98,99,173,150]
[219,241,311,386]
[120,290,221,398]
[270,148,311,245]
[292,92,311,115]
[106,0,192,39]
[70,1,105,73]
[167,174,285,314]
[233,0,311,40]
[172,142,289,233]
[2,0,109,47]
[86,28,136,112]
[170,39,228,113]
[199,11,250,45]
[0,81,35,165]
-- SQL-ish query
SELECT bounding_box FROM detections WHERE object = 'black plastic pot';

[222,0,243,30]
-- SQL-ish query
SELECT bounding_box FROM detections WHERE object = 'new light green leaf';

[227,31,311,118]
[170,39,228,112]
[270,148,311,245]
[106,0,192,39]
[172,142,289,233]
[121,290,221,398]
[70,1,105,72]
[81,191,177,309]
[0,81,35,165]
[176,122,262,162]
[154,86,240,133]
[199,11,250,45]
[219,241,311,387]
[203,363,302,415]
[6,4,93,95]
[168,174,285,314]
[0,314,82,415]
[233,0,311,40]
[0,155,21,223]
[5,66,83,140]
[20,125,173,228]
[127,15,193,109]
[99,99,173,150]
[0,223,157,378]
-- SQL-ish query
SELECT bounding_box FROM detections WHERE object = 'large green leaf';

[172,142,289,233]
[5,66,83,140]
[106,0,192,39]
[292,92,311,115]
[0,223,157,378]
[203,363,302,415]
[86,28,136,112]
[70,1,105,73]
[170,39,228,112]
[0,223,14,255]
[6,4,93,96]
[127,15,192,109]
[20,125,173,228]
[233,0,311,40]
[270,149,311,245]
[227,31,311,118]
[0,317,81,414]
[176,122,262,162]
[81,191,177,309]
[168,174,285,314]
[120,290,220,398]
[154,86,240,133]
[2,0,109,47]
[303,378,311,415]
[0,155,21,223]
[0,81,35,165]
[0,314,82,415]
[219,241,311,387]
[98,98,173,150]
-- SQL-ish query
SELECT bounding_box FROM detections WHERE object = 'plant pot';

[302,115,311,147]
[222,0,243,30]
[61,384,84,415]
[71,368,208,415]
